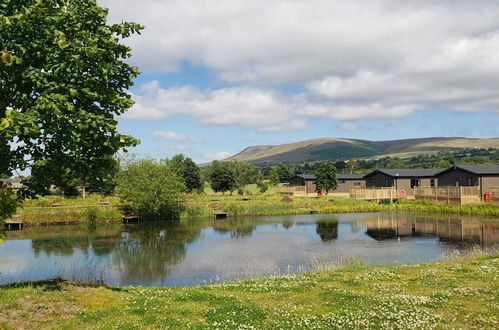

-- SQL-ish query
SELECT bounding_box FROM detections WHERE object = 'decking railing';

[414,186,481,205]
[490,186,499,203]
[349,188,398,201]
[275,186,307,195]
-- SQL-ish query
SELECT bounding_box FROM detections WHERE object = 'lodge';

[435,165,499,201]
[286,173,365,195]
[363,168,443,197]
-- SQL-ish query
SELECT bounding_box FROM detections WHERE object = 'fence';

[349,188,398,201]
[414,186,481,205]
[490,187,499,204]
[275,186,307,196]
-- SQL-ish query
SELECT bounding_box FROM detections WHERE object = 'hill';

[226,137,499,164]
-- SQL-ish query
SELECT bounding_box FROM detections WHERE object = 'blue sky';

[101,0,499,163]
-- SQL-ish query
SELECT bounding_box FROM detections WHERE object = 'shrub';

[116,159,186,220]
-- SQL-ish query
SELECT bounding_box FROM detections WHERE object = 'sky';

[99,0,499,163]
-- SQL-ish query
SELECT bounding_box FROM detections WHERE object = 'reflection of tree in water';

[212,218,256,239]
[282,220,294,230]
[112,220,205,284]
[32,237,91,256]
[316,220,339,242]
[30,224,123,257]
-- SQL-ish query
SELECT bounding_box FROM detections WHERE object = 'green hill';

[226,137,499,164]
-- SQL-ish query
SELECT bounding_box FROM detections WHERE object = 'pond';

[1,213,498,286]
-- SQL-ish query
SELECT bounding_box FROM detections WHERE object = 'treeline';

[257,148,499,177]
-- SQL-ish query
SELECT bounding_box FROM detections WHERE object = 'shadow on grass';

[0,277,126,292]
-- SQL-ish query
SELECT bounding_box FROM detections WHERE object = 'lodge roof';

[365,168,444,178]
[438,165,499,176]
[337,174,364,180]
[292,174,316,180]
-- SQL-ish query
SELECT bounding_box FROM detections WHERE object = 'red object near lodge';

[484,192,491,203]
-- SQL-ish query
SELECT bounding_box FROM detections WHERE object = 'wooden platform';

[214,212,228,220]
[122,216,140,223]
[4,220,23,230]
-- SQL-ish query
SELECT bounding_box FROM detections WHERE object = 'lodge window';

[430,179,435,187]
[340,180,346,184]
[467,177,473,186]
[368,178,376,183]
[411,179,421,188]
[353,182,361,186]
[384,179,390,186]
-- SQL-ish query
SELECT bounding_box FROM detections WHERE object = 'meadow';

[0,250,497,329]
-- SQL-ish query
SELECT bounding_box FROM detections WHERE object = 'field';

[0,251,497,329]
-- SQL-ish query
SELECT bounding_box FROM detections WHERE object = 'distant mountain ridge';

[226,137,499,164]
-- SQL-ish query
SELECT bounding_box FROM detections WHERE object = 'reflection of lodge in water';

[364,215,499,246]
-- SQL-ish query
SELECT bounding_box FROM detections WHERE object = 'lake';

[1,212,498,286]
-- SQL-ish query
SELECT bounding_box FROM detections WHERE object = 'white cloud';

[153,130,201,143]
[102,0,499,127]
[126,82,307,132]
[203,151,232,161]
[339,123,362,131]
[167,144,189,151]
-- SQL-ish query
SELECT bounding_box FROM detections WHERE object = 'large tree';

[208,160,236,194]
[314,162,338,193]
[0,0,142,221]
[230,161,258,195]
[167,154,203,193]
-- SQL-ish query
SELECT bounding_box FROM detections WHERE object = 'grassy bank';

[9,193,499,225]
[0,251,497,329]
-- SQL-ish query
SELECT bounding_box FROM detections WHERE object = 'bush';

[116,159,186,220]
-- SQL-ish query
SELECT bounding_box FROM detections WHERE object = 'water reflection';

[316,220,339,242]
[1,213,498,286]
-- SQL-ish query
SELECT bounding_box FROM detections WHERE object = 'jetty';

[5,220,24,230]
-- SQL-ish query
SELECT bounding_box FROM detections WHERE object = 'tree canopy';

[208,160,236,194]
[115,159,186,220]
[0,0,142,220]
[167,154,202,193]
[314,162,338,193]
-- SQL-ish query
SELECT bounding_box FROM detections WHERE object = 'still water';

[1,213,498,286]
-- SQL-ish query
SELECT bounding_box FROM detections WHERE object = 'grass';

[0,250,497,329]
[8,192,499,225]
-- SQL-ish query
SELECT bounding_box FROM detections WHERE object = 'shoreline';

[1,251,497,328]
[6,194,499,227]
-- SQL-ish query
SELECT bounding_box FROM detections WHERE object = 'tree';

[230,161,258,195]
[167,154,203,193]
[0,0,142,221]
[208,160,235,194]
[314,162,338,193]
[269,165,291,185]
[115,159,186,220]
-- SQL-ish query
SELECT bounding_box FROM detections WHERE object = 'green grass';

[9,193,499,225]
[0,251,497,329]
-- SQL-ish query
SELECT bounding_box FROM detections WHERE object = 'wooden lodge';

[364,168,443,197]
[280,173,365,196]
[435,165,499,200]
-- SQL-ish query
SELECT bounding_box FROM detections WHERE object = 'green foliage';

[256,180,269,194]
[116,159,186,220]
[208,160,236,194]
[0,0,142,220]
[269,165,292,185]
[230,161,259,195]
[314,162,338,192]
[167,154,203,193]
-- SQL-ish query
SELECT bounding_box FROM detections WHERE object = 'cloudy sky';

[100,0,499,162]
